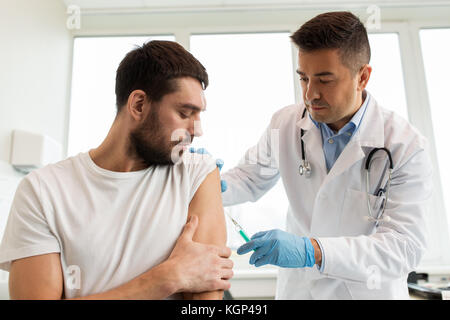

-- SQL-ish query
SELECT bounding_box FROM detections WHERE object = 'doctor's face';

[297,48,371,131]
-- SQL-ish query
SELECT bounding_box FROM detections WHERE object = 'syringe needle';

[225,211,250,243]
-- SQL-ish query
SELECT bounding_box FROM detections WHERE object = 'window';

[67,35,174,157]
[190,33,294,249]
[366,33,408,120]
[420,28,450,232]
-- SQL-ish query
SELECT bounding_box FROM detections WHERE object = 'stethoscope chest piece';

[299,108,311,178]
[299,160,311,178]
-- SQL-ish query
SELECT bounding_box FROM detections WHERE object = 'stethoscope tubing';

[299,107,394,223]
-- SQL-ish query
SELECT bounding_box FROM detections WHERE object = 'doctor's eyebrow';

[296,70,335,77]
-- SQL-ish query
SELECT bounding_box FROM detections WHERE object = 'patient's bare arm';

[183,167,230,300]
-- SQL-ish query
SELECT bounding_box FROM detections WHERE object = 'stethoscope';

[298,108,313,177]
[298,108,394,223]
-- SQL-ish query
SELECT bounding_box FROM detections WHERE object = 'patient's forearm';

[183,290,224,300]
[69,260,178,300]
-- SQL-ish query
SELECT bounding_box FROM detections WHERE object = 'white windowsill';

[229,251,278,299]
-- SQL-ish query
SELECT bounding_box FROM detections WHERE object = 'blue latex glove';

[237,229,315,268]
[189,147,228,193]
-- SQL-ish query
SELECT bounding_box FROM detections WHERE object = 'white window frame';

[403,20,450,273]
[69,10,450,286]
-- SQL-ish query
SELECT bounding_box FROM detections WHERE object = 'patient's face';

[129,77,206,166]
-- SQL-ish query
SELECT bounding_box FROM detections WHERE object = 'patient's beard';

[128,108,175,166]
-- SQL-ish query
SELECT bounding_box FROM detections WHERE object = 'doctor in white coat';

[220,12,433,299]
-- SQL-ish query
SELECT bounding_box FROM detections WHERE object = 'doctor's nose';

[304,83,321,103]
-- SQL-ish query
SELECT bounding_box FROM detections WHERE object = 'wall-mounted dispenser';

[9,130,62,174]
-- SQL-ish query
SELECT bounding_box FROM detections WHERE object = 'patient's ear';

[127,90,147,122]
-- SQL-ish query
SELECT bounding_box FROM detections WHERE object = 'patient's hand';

[168,215,233,294]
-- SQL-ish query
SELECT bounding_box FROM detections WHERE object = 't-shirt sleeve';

[0,173,60,271]
[182,153,218,202]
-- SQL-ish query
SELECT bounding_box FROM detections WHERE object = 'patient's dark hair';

[115,40,209,113]
[291,11,371,74]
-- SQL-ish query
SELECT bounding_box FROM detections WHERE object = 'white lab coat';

[222,92,432,299]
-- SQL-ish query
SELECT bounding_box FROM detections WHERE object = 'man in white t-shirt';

[0,41,232,300]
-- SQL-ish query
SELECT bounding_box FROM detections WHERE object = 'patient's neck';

[89,118,148,172]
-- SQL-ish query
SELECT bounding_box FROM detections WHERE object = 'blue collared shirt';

[311,92,370,273]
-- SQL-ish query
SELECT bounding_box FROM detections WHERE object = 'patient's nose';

[193,120,203,138]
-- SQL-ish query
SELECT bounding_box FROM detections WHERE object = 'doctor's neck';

[326,90,366,132]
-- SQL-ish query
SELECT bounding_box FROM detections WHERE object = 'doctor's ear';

[357,64,372,91]
[127,90,148,121]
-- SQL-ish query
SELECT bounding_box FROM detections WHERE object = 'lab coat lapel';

[321,94,385,187]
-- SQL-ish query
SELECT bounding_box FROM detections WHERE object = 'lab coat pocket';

[339,188,379,236]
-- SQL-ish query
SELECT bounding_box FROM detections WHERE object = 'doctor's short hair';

[115,40,209,113]
[291,11,371,75]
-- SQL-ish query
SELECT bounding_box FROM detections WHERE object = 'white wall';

[0,0,73,299]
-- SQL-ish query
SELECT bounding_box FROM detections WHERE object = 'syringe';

[225,211,250,242]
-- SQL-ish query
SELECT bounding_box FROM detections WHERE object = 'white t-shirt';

[0,151,216,299]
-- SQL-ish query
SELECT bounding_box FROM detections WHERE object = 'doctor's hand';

[237,229,316,268]
[189,147,228,193]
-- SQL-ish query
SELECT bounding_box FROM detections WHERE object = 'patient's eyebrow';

[177,103,206,112]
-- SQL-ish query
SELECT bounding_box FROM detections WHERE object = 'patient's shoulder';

[179,151,216,169]
[178,151,218,201]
